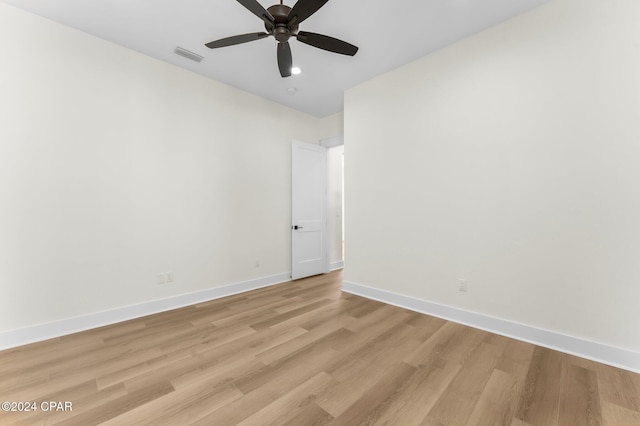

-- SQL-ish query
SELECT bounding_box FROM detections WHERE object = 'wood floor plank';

[7,380,98,425]
[467,368,519,426]
[266,299,345,331]
[327,322,421,382]
[99,381,242,426]
[315,323,423,416]
[170,356,265,392]
[595,362,640,413]
[370,357,462,425]
[557,362,602,426]
[123,325,306,393]
[281,402,334,426]
[422,341,507,425]
[295,297,367,331]
[249,298,335,329]
[236,372,335,426]
[255,313,349,364]
[495,339,536,379]
[53,380,175,426]
[233,328,352,395]
[514,346,564,426]
[601,401,640,426]
[329,362,417,426]
[11,383,129,426]
[405,321,489,368]
[1,270,638,425]
[190,351,344,425]
[404,313,448,342]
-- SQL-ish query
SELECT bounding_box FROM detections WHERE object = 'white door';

[291,140,329,280]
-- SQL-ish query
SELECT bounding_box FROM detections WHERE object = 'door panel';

[292,141,328,280]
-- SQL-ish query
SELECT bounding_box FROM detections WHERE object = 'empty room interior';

[1,0,639,424]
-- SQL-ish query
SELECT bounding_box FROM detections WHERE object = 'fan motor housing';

[266,4,298,39]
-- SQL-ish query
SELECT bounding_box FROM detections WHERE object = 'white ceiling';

[3,0,549,117]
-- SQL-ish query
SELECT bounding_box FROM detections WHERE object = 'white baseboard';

[330,260,344,271]
[0,272,291,351]
[342,281,640,374]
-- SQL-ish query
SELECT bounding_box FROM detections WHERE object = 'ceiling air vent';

[174,47,204,63]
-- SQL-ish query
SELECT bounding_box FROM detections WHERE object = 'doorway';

[326,144,344,270]
[290,137,344,280]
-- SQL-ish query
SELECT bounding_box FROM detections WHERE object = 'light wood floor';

[1,270,639,425]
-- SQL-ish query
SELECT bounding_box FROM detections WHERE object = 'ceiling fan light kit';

[205,0,358,78]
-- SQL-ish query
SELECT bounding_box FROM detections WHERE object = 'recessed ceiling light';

[291,67,302,75]
[287,87,298,95]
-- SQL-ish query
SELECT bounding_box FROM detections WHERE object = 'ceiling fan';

[205,0,358,78]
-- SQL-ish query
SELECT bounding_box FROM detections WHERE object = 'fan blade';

[205,32,269,49]
[296,31,358,56]
[287,0,329,26]
[277,42,293,78]
[236,0,275,26]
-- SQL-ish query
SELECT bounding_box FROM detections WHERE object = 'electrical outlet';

[157,274,167,285]
[458,279,468,292]
[167,272,174,283]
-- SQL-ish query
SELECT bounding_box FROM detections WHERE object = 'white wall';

[345,0,640,354]
[0,4,339,333]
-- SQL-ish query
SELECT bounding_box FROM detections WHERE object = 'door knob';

[292,225,304,230]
